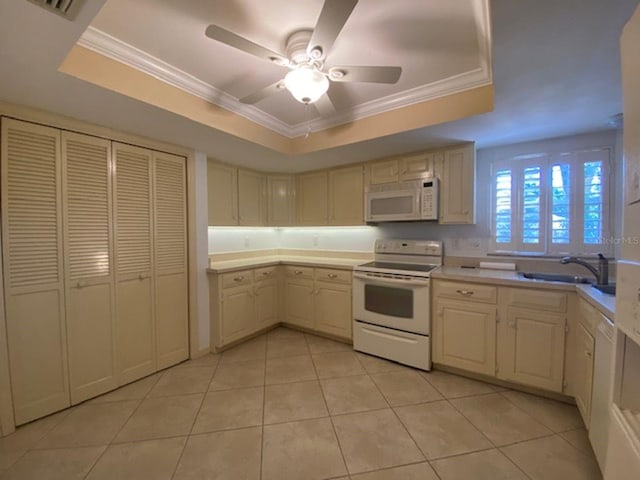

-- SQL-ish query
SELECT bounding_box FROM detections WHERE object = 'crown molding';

[77,27,294,137]
[78,0,492,139]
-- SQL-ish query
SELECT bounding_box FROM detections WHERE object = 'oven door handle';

[353,272,429,286]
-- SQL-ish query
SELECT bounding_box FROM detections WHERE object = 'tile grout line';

[306,332,351,478]
[169,354,219,480]
[260,332,268,480]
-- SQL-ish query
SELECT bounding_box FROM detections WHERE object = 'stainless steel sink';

[593,284,616,295]
[519,272,593,284]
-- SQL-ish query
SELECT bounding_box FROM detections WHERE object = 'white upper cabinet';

[267,175,294,226]
[207,161,238,226]
[238,169,266,226]
[399,152,434,181]
[296,171,329,226]
[368,158,400,185]
[435,144,476,224]
[328,165,364,225]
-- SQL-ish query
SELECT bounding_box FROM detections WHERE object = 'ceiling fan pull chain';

[304,103,311,139]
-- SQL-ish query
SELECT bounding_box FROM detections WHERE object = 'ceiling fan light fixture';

[284,65,329,104]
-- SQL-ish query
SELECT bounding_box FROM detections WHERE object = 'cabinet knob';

[234,276,245,282]
[328,273,338,279]
[76,280,86,289]
[585,350,593,358]
[294,270,303,275]
[309,288,314,295]
[138,273,149,280]
[456,289,474,296]
[262,271,271,276]
[508,321,516,329]
[463,209,470,215]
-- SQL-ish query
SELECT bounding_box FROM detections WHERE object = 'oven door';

[365,189,421,222]
[353,272,430,334]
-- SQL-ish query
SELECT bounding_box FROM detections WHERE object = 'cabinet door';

[400,152,434,181]
[221,285,255,344]
[574,322,595,424]
[498,307,566,392]
[285,279,315,328]
[207,162,238,225]
[113,143,156,385]
[296,171,328,225]
[368,159,399,184]
[315,281,352,339]
[267,175,294,226]
[436,144,475,224]
[433,299,496,376]
[1,119,70,425]
[328,166,364,225]
[255,280,279,330]
[153,152,189,370]
[238,169,265,226]
[62,132,117,405]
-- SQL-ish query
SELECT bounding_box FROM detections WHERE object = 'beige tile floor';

[0,327,602,480]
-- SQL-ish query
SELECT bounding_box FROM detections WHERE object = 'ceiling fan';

[205,0,402,115]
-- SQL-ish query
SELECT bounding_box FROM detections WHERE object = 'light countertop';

[207,255,366,273]
[433,266,615,319]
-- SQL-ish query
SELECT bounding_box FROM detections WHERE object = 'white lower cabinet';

[284,267,352,339]
[212,267,280,348]
[573,321,595,423]
[433,279,568,393]
[433,299,496,376]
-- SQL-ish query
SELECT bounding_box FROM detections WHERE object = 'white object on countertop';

[479,261,517,271]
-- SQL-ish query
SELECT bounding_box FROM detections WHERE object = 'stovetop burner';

[358,261,438,273]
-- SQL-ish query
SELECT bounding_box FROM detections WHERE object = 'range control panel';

[374,239,443,256]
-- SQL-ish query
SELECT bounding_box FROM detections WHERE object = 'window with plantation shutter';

[491,148,611,255]
[114,144,152,277]
[4,125,61,289]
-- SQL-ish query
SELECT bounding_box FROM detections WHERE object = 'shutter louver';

[6,127,60,289]
[115,147,151,276]
[155,156,186,273]
[65,137,110,280]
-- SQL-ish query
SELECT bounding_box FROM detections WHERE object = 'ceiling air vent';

[25,0,84,20]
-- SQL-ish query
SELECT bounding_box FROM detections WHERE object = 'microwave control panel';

[422,179,439,220]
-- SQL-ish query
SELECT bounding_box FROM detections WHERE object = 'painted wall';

[207,130,621,257]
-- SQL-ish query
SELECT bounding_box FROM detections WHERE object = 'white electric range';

[352,239,442,370]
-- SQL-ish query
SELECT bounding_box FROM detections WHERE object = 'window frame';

[490,147,613,256]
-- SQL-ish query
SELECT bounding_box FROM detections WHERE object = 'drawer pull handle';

[294,270,303,275]
[328,273,338,279]
[261,271,271,276]
[76,280,86,289]
[234,276,245,282]
[456,289,474,296]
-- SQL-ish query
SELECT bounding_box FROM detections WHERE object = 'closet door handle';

[75,280,87,289]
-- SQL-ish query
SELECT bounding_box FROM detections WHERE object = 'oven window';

[364,284,413,318]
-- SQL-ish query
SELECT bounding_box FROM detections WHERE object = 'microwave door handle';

[353,272,429,286]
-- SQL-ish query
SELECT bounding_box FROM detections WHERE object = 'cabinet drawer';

[222,270,253,288]
[434,281,497,304]
[504,288,567,313]
[285,265,314,280]
[254,266,278,283]
[315,268,351,284]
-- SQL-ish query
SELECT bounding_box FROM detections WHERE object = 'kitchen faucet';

[560,253,609,285]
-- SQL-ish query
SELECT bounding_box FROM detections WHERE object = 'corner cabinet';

[328,165,364,225]
[435,144,476,224]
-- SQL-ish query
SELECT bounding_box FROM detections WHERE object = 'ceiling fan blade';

[328,66,402,84]
[314,93,336,116]
[205,25,288,65]
[239,80,285,104]
[307,0,358,61]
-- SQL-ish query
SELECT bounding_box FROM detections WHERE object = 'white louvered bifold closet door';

[153,152,188,369]
[113,142,156,384]
[62,132,117,404]
[1,118,70,425]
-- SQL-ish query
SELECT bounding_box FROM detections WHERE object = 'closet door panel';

[153,152,188,369]
[113,143,155,384]
[1,118,69,425]
[62,132,117,404]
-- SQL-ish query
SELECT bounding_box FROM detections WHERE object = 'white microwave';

[365,179,438,222]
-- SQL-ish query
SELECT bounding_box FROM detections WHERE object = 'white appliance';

[352,239,442,370]
[589,314,615,470]
[365,179,438,222]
